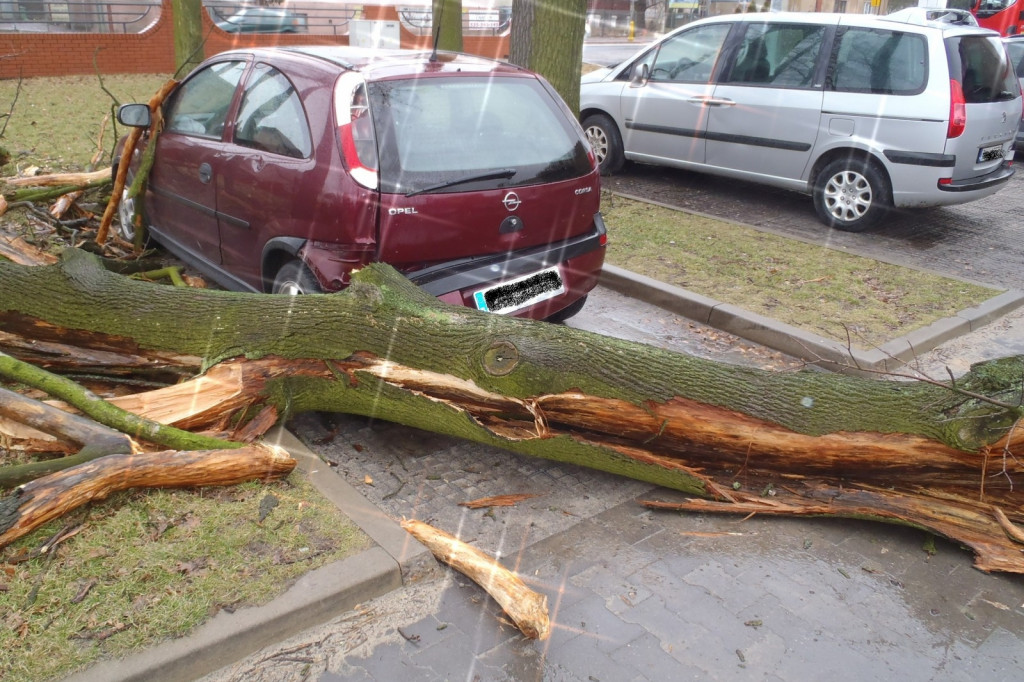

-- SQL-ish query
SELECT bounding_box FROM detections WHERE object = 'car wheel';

[115,169,150,246]
[546,295,588,324]
[272,260,323,295]
[812,158,890,232]
[582,114,625,176]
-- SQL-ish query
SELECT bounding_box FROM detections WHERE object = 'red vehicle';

[949,0,1024,35]
[115,47,606,322]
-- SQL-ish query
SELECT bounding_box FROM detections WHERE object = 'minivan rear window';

[367,77,591,195]
[946,35,1020,103]
[829,27,927,95]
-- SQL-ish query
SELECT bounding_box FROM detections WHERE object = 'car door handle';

[687,97,736,107]
[198,162,212,184]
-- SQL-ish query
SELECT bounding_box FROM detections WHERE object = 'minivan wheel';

[272,260,323,295]
[813,159,890,232]
[582,114,625,176]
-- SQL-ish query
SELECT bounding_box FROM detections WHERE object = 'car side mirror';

[117,103,152,128]
[631,62,650,87]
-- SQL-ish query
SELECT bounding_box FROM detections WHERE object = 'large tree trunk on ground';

[1,250,1023,571]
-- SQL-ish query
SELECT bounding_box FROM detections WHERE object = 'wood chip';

[459,494,539,509]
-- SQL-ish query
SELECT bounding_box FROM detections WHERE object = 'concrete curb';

[599,264,1024,375]
[65,427,437,682]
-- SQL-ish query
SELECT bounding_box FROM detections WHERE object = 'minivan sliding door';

[704,22,828,185]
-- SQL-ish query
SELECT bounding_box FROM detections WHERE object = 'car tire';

[272,260,323,295]
[582,114,625,176]
[115,168,151,247]
[812,158,891,232]
[546,295,588,323]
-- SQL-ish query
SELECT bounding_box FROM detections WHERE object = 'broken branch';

[401,519,550,639]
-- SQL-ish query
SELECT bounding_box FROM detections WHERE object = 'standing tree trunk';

[432,0,463,52]
[172,0,205,76]
[509,0,587,114]
[1,251,1024,572]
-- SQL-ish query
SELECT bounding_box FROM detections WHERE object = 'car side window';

[723,23,826,88]
[234,64,313,159]
[829,27,927,95]
[164,61,246,138]
[648,24,731,83]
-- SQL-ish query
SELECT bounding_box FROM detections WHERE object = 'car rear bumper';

[407,213,608,297]
[937,161,1015,193]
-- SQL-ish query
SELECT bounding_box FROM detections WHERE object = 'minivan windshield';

[947,35,1020,103]
[367,76,592,194]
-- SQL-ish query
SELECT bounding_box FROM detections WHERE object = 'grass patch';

[602,193,1000,348]
[0,471,370,682]
[1,73,172,175]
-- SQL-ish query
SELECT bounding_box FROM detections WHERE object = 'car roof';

[678,10,998,37]
[214,46,531,80]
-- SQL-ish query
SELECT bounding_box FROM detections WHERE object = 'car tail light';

[336,80,379,189]
[948,78,966,139]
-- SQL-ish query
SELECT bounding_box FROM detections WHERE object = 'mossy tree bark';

[1,250,1023,571]
[509,0,587,113]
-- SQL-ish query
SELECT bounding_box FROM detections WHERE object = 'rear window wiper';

[405,169,517,197]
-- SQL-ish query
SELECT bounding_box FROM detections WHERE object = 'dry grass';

[0,472,370,681]
[602,193,999,348]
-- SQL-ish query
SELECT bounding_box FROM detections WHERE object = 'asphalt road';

[582,40,651,67]
[603,162,1024,292]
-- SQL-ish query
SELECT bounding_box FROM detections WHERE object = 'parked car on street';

[580,11,1021,231]
[1002,34,1024,151]
[115,47,606,321]
[213,7,308,34]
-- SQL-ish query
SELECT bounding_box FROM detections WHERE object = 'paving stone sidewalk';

[196,287,1024,682]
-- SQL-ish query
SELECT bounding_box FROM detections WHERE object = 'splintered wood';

[401,518,550,640]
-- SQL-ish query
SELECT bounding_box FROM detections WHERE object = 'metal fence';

[204,1,361,37]
[0,0,160,33]
[0,0,514,37]
[396,5,511,36]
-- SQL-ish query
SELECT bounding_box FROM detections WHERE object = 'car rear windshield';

[366,76,592,195]
[946,34,1020,103]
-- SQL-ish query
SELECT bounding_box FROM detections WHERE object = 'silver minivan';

[580,12,1021,231]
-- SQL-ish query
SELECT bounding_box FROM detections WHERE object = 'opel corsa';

[580,11,1021,231]
[116,47,606,321]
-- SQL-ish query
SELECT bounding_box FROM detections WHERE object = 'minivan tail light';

[948,79,966,139]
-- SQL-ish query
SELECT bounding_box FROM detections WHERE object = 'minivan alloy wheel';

[586,124,608,163]
[823,169,872,221]
[581,113,624,175]
[813,158,890,232]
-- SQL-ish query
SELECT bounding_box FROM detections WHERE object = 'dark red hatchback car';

[115,47,607,321]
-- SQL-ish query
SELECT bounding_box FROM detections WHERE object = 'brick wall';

[0,2,510,80]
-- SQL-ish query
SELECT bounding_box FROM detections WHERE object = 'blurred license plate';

[978,144,1003,162]
[473,267,564,314]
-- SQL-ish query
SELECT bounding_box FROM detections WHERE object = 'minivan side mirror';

[117,103,152,128]
[630,62,650,87]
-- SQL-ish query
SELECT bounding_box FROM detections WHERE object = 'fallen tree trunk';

[1,249,1023,571]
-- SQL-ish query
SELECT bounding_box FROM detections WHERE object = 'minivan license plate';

[473,267,564,315]
[978,144,1003,162]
